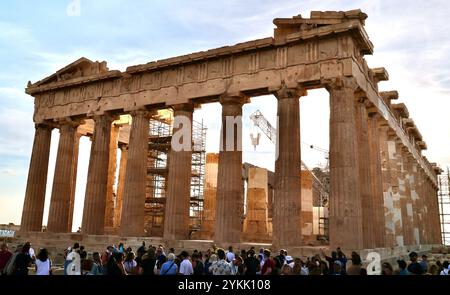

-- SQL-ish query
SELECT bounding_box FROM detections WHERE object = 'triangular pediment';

[30,57,109,88]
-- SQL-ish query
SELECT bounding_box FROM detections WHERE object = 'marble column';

[21,123,53,232]
[214,95,246,245]
[355,98,375,248]
[114,143,128,229]
[68,133,81,232]
[272,86,305,247]
[417,169,427,244]
[379,125,396,247]
[409,157,421,245]
[120,110,150,237]
[327,78,363,250]
[400,147,414,246]
[367,112,386,247]
[163,103,194,240]
[432,183,442,244]
[104,124,120,229]
[47,120,80,233]
[82,114,116,235]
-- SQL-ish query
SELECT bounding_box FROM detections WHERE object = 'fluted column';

[379,125,395,246]
[400,147,414,245]
[163,103,194,240]
[21,123,53,232]
[417,169,427,243]
[105,124,120,229]
[409,157,421,245]
[82,114,116,235]
[432,182,442,244]
[327,78,363,250]
[120,110,150,237]
[367,113,386,247]
[355,97,375,248]
[47,120,80,232]
[114,143,128,229]
[272,86,305,247]
[214,94,247,245]
[68,132,81,232]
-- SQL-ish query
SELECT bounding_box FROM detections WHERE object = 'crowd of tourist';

[0,241,449,276]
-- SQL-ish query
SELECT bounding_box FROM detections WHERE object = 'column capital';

[92,113,120,124]
[323,76,358,92]
[171,103,195,113]
[55,117,82,131]
[219,92,249,106]
[35,121,55,131]
[130,108,154,118]
[274,83,307,100]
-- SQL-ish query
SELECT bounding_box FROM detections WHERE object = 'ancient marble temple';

[20,10,442,251]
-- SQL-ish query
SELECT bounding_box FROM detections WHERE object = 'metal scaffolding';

[144,110,207,237]
[438,168,450,245]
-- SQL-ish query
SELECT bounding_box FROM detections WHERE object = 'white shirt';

[29,248,35,259]
[66,251,81,275]
[35,259,51,275]
[440,268,449,275]
[226,251,235,262]
[179,259,194,275]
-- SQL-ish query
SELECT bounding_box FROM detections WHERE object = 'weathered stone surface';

[82,114,116,235]
[120,110,150,237]
[20,124,53,232]
[163,104,194,240]
[327,78,364,250]
[47,120,80,233]
[214,95,246,245]
[272,86,304,248]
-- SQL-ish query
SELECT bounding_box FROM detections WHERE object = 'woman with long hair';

[35,248,52,275]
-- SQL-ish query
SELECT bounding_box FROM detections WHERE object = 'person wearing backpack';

[160,253,178,275]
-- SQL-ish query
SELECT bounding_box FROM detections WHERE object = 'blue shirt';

[160,261,178,275]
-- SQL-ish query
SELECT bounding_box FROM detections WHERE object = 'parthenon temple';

[19,9,442,255]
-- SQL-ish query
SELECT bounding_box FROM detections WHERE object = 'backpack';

[4,253,18,275]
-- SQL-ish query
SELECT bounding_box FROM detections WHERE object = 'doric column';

[105,124,120,229]
[272,85,305,247]
[417,168,427,243]
[408,156,421,245]
[82,114,116,235]
[326,78,363,250]
[214,94,247,245]
[367,112,386,247]
[114,143,128,229]
[163,103,194,240]
[400,147,414,245]
[68,132,81,232]
[387,133,404,246]
[21,123,53,232]
[355,97,375,248]
[47,119,80,233]
[432,182,442,244]
[120,109,150,237]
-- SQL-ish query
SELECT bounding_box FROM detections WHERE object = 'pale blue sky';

[1,0,449,229]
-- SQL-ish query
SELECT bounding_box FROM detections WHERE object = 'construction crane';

[249,109,329,196]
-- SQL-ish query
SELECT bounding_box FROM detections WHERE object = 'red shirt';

[261,258,275,275]
[0,250,13,271]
